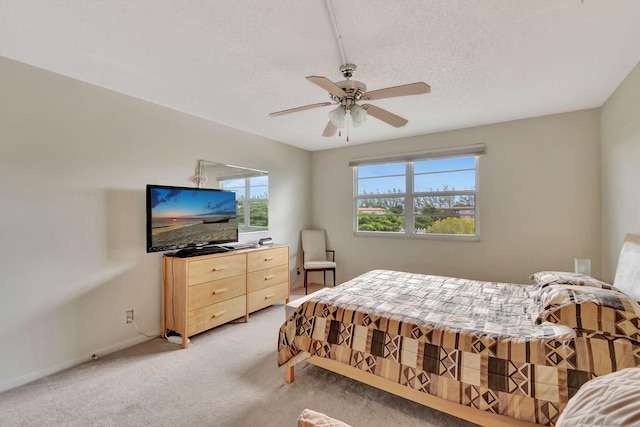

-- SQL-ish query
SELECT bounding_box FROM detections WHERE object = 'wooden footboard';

[286,355,542,427]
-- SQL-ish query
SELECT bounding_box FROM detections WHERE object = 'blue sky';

[221,176,268,199]
[357,157,476,195]
[151,187,236,218]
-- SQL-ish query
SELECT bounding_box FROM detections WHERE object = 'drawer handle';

[264,257,275,261]
[264,293,275,300]
[211,266,225,272]
[212,288,228,295]
[212,310,227,319]
[264,275,275,281]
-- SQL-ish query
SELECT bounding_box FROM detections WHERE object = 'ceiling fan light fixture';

[328,105,346,128]
[269,61,430,140]
[350,104,367,127]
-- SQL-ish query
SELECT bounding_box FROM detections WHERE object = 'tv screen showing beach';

[146,185,237,252]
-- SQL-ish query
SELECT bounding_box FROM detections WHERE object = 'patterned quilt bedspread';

[278,269,640,426]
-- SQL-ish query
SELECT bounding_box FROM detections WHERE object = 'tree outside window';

[221,176,268,233]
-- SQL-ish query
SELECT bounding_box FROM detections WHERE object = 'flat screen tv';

[146,184,238,253]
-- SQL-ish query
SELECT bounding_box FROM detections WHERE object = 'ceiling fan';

[269,63,430,139]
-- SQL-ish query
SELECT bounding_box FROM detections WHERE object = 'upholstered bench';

[556,367,640,426]
[297,408,352,427]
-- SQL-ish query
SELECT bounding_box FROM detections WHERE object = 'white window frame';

[220,176,269,234]
[350,144,484,240]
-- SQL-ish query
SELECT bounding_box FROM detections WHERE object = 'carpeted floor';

[0,301,477,427]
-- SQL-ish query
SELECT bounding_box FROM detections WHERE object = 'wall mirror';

[195,160,269,234]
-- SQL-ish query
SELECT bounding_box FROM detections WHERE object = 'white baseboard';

[0,330,160,393]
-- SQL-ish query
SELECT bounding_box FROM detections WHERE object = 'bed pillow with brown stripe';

[534,284,640,341]
[530,271,620,291]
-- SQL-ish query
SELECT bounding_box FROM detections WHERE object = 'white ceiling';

[1,1,639,152]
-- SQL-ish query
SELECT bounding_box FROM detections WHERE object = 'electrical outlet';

[125,310,134,324]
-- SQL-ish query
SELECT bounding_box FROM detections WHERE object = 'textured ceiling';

[1,1,639,151]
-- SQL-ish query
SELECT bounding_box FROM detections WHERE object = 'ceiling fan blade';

[322,121,338,137]
[306,76,347,97]
[361,104,408,128]
[269,102,332,117]
[363,82,430,101]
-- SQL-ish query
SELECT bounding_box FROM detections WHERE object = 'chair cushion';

[304,261,336,269]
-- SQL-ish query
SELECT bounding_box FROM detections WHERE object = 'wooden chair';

[301,229,336,295]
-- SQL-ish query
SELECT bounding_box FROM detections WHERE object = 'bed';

[278,234,640,427]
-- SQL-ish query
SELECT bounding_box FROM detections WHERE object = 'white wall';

[310,109,602,284]
[601,61,640,280]
[0,57,311,391]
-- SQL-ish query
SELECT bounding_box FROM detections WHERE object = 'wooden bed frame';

[285,353,541,427]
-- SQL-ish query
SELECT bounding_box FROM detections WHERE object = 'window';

[221,176,268,233]
[352,145,483,238]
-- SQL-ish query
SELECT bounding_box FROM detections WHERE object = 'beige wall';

[310,109,602,284]
[0,57,311,391]
[601,61,640,280]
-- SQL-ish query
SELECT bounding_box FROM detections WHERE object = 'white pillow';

[613,237,640,301]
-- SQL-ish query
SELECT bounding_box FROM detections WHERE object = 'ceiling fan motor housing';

[330,63,366,105]
[339,63,357,78]
[330,79,367,105]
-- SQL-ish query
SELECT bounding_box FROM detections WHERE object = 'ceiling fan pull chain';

[346,111,350,142]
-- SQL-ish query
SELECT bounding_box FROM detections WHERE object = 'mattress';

[278,269,640,426]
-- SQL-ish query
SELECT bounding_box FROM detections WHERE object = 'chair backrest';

[301,229,327,262]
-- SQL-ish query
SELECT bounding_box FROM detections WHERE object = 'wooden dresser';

[162,244,289,348]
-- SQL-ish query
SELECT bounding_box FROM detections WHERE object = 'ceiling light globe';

[350,104,367,127]
[328,105,346,128]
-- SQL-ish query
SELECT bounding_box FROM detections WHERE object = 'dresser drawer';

[247,263,288,293]
[247,246,288,272]
[187,295,246,337]
[248,282,288,313]
[188,275,246,311]
[187,254,247,285]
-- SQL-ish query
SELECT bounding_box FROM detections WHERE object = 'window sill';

[354,231,480,242]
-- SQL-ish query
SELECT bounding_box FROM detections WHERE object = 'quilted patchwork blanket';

[278,270,640,426]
